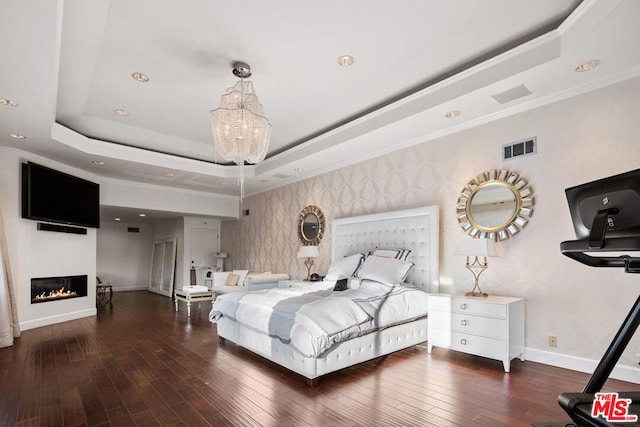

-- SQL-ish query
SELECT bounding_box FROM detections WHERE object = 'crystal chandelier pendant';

[211,62,271,200]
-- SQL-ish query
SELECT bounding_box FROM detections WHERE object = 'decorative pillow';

[324,253,365,281]
[224,273,240,286]
[368,248,411,261]
[232,270,249,286]
[333,278,348,291]
[356,255,414,285]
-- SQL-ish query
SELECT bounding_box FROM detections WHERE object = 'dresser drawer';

[451,298,507,318]
[450,332,507,360]
[451,313,507,339]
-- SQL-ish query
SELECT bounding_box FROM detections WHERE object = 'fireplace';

[31,275,88,304]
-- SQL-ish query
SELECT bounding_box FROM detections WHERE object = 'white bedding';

[209,280,429,357]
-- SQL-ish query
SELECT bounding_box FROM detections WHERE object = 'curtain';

[0,207,20,348]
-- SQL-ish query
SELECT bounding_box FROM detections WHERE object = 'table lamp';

[297,245,320,281]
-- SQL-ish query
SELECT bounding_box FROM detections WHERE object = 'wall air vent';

[503,137,536,160]
[127,227,140,233]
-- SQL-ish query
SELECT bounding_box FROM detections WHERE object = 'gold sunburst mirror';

[297,205,325,245]
[456,169,534,241]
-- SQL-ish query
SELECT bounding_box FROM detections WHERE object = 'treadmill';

[534,168,640,427]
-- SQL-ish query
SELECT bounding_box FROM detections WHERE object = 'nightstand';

[427,293,525,372]
[278,279,311,289]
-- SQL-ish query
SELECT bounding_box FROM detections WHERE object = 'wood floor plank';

[3,290,639,426]
[130,409,161,426]
[60,386,88,426]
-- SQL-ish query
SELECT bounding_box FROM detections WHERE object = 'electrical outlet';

[548,335,558,348]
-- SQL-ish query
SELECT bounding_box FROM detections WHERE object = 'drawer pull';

[460,303,468,310]
[460,338,467,345]
[460,320,468,326]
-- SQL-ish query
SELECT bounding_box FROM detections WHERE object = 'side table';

[427,293,525,372]
[174,287,215,317]
[96,284,113,306]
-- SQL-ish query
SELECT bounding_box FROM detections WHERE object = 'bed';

[209,205,440,385]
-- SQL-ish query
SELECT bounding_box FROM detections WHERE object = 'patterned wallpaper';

[221,76,640,368]
[221,144,456,280]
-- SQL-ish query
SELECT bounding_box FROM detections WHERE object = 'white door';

[189,227,218,284]
[148,238,177,297]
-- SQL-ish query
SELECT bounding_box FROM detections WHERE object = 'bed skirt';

[216,316,428,381]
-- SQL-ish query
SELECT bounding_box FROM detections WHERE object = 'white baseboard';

[20,308,97,331]
[526,347,640,385]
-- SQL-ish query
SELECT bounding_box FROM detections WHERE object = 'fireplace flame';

[33,286,78,302]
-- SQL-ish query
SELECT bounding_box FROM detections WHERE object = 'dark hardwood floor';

[1,291,637,427]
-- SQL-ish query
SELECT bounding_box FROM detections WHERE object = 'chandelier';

[211,62,271,200]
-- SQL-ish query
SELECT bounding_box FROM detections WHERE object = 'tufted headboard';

[331,206,440,293]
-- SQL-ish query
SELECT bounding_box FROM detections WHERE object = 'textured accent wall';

[222,146,451,279]
[222,76,640,369]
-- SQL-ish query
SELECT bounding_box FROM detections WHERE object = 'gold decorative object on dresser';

[427,293,525,372]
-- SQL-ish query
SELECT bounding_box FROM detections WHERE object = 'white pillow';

[356,255,414,285]
[368,248,411,261]
[232,270,249,286]
[324,254,364,281]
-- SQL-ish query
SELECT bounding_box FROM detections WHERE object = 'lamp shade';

[297,245,320,258]
[455,238,498,257]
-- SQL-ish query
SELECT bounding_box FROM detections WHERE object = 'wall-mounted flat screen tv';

[22,162,100,228]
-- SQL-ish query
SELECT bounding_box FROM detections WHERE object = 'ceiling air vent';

[491,84,532,104]
[127,227,140,233]
[503,137,536,161]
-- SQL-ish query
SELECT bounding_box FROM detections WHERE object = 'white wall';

[0,148,97,330]
[222,76,640,381]
[97,221,153,291]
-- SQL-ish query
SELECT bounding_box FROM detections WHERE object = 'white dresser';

[427,294,525,372]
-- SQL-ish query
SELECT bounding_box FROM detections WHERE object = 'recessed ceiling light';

[294,168,304,173]
[139,213,146,217]
[445,110,462,118]
[114,109,129,116]
[92,160,105,165]
[114,217,121,221]
[131,72,149,82]
[8,133,25,139]
[575,59,601,73]
[0,98,18,107]
[163,172,175,177]
[337,55,354,67]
